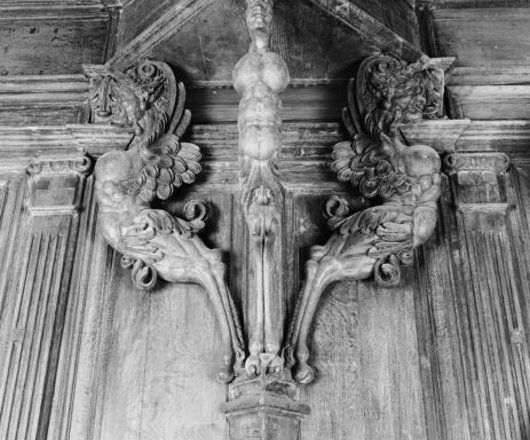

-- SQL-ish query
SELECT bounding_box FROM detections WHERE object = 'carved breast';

[233,50,290,97]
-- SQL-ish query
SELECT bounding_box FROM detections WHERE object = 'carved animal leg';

[289,258,340,384]
[245,241,265,376]
[196,261,245,382]
[210,262,246,369]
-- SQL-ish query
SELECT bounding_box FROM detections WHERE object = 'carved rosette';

[287,54,448,384]
[86,59,245,383]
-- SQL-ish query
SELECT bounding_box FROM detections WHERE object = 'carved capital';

[87,59,245,382]
[27,157,92,213]
[288,54,450,384]
[445,152,510,208]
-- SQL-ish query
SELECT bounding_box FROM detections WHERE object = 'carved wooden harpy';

[287,54,445,383]
[87,60,245,382]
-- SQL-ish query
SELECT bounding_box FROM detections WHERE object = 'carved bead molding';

[85,59,245,383]
[233,0,291,377]
[288,54,449,384]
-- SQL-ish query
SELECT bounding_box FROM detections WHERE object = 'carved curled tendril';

[374,254,401,287]
[121,255,158,290]
[324,195,351,230]
[374,248,414,287]
[183,199,208,233]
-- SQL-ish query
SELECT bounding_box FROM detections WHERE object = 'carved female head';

[246,0,272,51]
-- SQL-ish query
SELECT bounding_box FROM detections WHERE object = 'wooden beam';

[106,0,214,70]
[303,0,424,62]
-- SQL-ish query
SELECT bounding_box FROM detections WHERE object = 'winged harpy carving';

[287,54,445,384]
[87,60,245,382]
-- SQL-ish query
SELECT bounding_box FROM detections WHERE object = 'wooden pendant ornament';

[288,54,447,384]
[86,59,245,383]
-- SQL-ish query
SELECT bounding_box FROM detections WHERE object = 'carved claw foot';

[293,361,315,385]
[217,354,236,383]
[245,353,285,377]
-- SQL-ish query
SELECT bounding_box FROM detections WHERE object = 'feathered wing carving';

[287,54,445,384]
[88,60,245,382]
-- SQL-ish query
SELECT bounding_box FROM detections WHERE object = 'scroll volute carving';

[288,55,446,384]
[86,60,245,382]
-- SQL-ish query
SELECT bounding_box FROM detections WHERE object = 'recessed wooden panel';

[0,13,111,75]
[430,8,530,66]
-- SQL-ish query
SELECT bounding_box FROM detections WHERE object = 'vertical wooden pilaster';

[439,152,530,440]
[0,158,90,440]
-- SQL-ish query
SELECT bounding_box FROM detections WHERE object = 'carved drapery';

[86,59,245,382]
[287,54,448,384]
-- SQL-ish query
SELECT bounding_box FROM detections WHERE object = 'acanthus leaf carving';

[87,59,245,383]
[287,54,446,384]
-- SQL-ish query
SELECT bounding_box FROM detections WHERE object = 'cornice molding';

[446,66,530,120]
[0,74,88,106]
[0,124,132,173]
[0,1,119,19]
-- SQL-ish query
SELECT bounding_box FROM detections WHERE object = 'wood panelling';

[0,162,89,440]
[427,8,530,66]
[0,3,118,75]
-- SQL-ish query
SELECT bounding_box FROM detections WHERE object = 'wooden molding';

[304,0,424,62]
[106,0,214,71]
[447,66,530,120]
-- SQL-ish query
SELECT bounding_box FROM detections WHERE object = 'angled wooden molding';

[106,0,214,71]
[85,59,245,382]
[304,0,424,62]
[287,54,454,384]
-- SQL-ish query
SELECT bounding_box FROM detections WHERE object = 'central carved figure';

[233,0,291,376]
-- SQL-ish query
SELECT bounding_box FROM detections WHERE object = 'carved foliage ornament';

[288,54,445,384]
[87,60,245,382]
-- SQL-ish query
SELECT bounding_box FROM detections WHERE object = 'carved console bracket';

[287,54,453,384]
[85,59,245,382]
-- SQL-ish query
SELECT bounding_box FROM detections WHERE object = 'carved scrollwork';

[87,59,245,382]
[287,54,446,384]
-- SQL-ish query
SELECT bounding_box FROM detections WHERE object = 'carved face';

[90,74,148,135]
[246,0,272,32]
